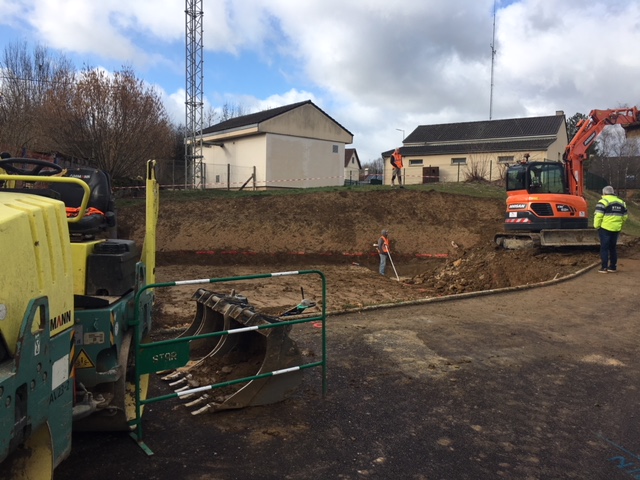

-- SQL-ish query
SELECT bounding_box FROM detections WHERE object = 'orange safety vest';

[391,151,403,169]
[379,236,390,254]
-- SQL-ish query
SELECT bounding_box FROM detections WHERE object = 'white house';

[382,112,568,185]
[200,100,354,189]
[344,148,361,185]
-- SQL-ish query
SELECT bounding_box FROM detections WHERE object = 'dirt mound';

[118,187,611,317]
[119,189,504,256]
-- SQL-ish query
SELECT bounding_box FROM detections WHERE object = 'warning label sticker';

[74,350,95,369]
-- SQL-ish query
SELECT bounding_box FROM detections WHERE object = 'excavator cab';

[506,161,567,197]
[503,160,588,233]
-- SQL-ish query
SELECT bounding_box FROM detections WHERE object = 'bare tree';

[44,66,174,181]
[220,102,246,122]
[362,157,383,174]
[464,152,492,182]
[0,41,75,154]
[589,126,640,190]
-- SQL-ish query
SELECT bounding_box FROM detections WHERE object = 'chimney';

[556,110,564,116]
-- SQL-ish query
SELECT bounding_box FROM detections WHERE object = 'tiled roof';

[382,115,565,157]
[404,115,564,144]
[202,100,353,136]
[382,138,558,158]
[344,148,360,168]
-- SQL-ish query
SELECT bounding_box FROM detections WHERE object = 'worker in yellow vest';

[594,185,628,273]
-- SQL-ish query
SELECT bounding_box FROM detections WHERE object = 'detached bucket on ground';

[161,289,303,414]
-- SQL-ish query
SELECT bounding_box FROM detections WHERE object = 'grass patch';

[118,180,507,207]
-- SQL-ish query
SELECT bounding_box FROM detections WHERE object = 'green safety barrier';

[128,270,327,453]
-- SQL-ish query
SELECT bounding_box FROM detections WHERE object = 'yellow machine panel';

[0,193,74,355]
[70,240,104,295]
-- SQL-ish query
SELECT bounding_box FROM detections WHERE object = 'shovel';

[387,251,400,281]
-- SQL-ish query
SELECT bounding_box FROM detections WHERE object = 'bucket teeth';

[161,288,304,414]
[161,371,182,381]
[187,376,200,388]
[169,376,188,387]
[191,403,214,416]
[184,394,209,408]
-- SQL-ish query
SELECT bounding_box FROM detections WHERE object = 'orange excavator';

[495,107,640,248]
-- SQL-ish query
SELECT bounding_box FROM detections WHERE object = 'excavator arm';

[563,107,640,197]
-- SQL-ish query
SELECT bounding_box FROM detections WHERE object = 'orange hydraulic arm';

[564,107,640,197]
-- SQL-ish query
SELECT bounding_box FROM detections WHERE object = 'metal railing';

[128,270,327,452]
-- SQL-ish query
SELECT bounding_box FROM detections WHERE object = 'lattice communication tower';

[185,0,204,189]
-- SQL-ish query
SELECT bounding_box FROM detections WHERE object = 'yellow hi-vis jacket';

[594,194,628,232]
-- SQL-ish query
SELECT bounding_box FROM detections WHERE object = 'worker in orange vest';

[377,229,390,275]
[390,148,404,188]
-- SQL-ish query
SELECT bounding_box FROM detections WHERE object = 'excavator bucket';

[161,289,224,379]
[161,290,303,414]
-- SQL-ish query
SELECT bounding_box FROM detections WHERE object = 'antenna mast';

[489,0,497,120]
[185,0,204,189]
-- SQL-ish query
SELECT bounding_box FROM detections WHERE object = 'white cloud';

[494,0,640,117]
[2,0,640,163]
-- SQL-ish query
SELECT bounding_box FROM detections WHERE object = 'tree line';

[0,42,243,187]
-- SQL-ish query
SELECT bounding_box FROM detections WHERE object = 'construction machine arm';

[563,107,640,197]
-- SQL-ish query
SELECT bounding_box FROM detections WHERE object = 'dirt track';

[55,187,640,479]
[57,246,640,479]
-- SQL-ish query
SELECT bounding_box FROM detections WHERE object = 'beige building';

[200,100,353,189]
[344,148,361,185]
[382,112,568,185]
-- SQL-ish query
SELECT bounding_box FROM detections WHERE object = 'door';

[423,167,439,184]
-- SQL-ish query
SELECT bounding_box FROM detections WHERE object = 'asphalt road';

[56,254,640,480]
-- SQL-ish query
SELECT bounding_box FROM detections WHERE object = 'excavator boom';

[497,106,640,248]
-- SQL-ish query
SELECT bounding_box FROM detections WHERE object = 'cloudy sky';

[1,0,639,163]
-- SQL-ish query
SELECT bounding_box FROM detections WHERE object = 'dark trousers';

[598,228,619,270]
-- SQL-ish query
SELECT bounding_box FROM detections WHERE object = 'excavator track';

[161,290,303,414]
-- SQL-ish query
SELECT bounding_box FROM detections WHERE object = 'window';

[506,162,566,193]
[409,159,423,166]
[332,145,339,153]
[506,165,526,191]
[498,156,514,164]
[451,157,467,165]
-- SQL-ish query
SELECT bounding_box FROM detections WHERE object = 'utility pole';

[185,0,204,189]
[489,0,497,120]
